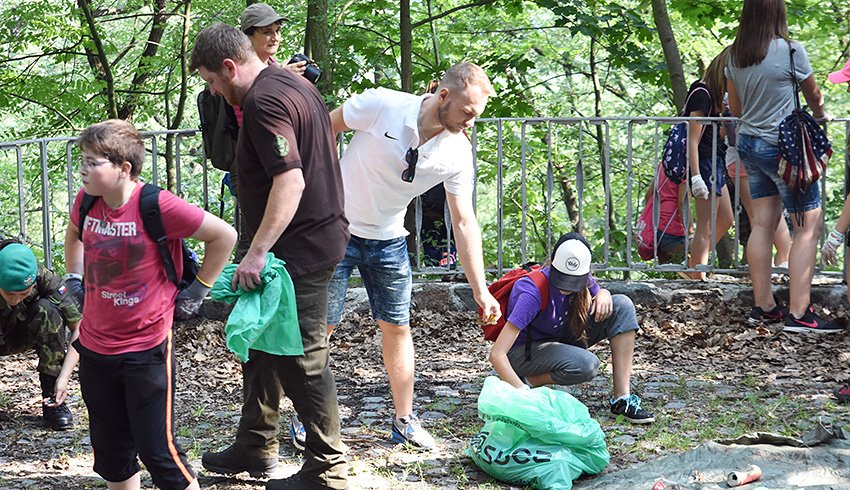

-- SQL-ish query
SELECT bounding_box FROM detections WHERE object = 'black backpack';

[197,87,239,172]
[77,184,200,290]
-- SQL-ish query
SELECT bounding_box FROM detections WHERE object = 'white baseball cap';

[549,232,592,291]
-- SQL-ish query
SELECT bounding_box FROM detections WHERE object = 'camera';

[288,53,322,84]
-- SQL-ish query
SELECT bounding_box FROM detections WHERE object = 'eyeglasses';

[78,157,112,171]
[401,147,418,183]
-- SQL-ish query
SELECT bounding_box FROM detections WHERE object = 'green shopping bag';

[466,376,609,489]
[210,253,302,362]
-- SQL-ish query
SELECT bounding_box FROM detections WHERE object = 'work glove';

[174,279,210,320]
[821,228,845,265]
[64,274,84,310]
[690,175,709,200]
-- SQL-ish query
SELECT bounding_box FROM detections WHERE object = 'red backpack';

[479,264,550,340]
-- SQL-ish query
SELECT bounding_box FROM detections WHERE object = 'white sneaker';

[390,414,436,450]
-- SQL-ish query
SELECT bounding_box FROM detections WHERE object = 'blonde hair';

[439,62,495,96]
[703,47,731,113]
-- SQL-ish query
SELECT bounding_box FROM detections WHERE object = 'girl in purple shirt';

[489,232,655,424]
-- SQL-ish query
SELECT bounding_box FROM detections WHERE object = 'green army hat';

[0,243,38,292]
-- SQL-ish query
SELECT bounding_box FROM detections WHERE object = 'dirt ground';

[2,281,850,489]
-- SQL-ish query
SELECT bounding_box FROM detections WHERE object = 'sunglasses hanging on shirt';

[401,147,418,183]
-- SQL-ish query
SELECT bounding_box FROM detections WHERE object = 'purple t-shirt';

[506,266,600,346]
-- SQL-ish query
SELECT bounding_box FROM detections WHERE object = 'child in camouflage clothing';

[0,241,80,430]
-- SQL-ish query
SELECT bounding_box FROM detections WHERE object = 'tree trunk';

[400,0,412,93]
[651,0,687,110]
[164,0,192,193]
[307,0,332,94]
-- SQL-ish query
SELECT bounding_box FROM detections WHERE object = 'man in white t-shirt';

[328,62,500,449]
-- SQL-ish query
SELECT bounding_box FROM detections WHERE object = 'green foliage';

[1,0,850,275]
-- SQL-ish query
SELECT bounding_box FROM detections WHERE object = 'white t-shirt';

[340,87,474,240]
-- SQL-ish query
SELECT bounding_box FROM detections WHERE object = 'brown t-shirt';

[237,66,349,278]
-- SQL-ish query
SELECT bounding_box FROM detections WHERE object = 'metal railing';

[1,117,848,279]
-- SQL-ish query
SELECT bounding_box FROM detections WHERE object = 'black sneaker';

[610,394,655,424]
[834,382,850,404]
[783,306,843,334]
[748,304,787,326]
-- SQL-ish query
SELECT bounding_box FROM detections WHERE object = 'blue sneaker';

[288,414,306,452]
[610,394,655,424]
[390,414,435,450]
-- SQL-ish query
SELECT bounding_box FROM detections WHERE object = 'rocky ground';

[1,279,850,489]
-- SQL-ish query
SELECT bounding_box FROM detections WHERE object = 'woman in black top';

[684,48,734,280]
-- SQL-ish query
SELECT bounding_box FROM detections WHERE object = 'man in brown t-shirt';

[190,23,349,490]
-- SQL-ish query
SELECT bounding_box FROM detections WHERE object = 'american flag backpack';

[660,85,710,184]
[776,41,832,221]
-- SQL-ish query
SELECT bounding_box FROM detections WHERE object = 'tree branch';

[77,0,117,118]
[411,0,497,29]
[1,90,77,130]
[118,0,168,119]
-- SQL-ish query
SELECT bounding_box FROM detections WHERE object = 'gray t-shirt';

[725,38,812,146]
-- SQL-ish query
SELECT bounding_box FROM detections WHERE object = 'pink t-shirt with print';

[71,182,204,355]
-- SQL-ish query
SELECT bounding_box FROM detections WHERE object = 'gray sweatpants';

[506,294,639,386]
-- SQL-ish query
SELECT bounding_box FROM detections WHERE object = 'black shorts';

[75,332,196,489]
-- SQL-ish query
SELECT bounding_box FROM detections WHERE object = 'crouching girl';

[489,232,655,424]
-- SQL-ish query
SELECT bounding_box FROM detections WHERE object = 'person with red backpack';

[488,232,655,424]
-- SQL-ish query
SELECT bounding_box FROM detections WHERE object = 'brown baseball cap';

[240,3,288,32]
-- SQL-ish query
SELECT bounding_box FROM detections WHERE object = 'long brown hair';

[703,47,731,113]
[730,0,789,68]
[568,288,591,347]
[544,257,592,347]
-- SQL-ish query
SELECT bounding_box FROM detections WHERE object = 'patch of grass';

[448,461,469,485]
[0,392,12,410]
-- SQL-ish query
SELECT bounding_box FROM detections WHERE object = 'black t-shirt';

[683,81,726,161]
[236,66,349,278]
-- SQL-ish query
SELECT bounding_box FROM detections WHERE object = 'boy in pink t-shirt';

[54,120,236,490]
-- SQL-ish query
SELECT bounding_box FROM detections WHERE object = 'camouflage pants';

[0,298,67,377]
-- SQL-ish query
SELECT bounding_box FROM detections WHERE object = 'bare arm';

[64,222,84,276]
[489,322,524,389]
[329,106,350,134]
[50,321,79,405]
[726,79,742,117]
[800,75,826,120]
[234,168,305,291]
[446,191,500,322]
[687,109,705,178]
[189,212,237,286]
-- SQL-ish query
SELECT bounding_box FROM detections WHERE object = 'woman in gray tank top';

[725,0,839,333]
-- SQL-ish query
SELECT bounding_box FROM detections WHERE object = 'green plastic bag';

[466,376,610,489]
[210,253,302,362]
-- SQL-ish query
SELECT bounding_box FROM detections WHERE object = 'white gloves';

[821,228,845,265]
[690,175,709,200]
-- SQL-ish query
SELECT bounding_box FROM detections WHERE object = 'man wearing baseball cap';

[0,240,80,430]
[488,232,655,424]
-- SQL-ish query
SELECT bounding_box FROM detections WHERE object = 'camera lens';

[304,64,322,84]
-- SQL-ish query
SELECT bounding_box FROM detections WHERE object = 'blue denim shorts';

[737,133,820,213]
[327,235,412,326]
[698,155,725,197]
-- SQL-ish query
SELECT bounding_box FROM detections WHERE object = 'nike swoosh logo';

[384,132,398,140]
[794,319,818,328]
